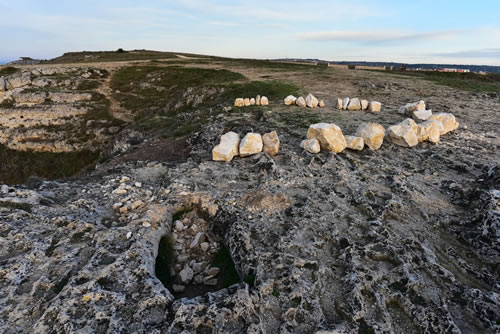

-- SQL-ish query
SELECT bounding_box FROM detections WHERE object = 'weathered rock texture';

[307,123,347,153]
[386,118,419,147]
[356,122,385,150]
[212,131,240,162]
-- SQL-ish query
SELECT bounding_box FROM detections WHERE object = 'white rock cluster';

[284,93,325,109]
[398,100,433,121]
[302,112,459,153]
[212,131,280,162]
[234,95,268,107]
[169,211,223,293]
[336,98,381,112]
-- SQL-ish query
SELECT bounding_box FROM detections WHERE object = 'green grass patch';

[47,50,182,64]
[368,69,500,93]
[0,144,100,185]
[0,66,19,76]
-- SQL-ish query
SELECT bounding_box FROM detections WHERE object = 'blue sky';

[1,0,499,65]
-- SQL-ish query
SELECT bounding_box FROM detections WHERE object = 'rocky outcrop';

[356,122,385,150]
[307,123,347,153]
[212,132,240,162]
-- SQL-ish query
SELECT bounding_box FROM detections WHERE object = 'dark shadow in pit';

[154,207,242,299]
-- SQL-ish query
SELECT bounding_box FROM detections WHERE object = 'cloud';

[432,48,500,58]
[297,30,463,43]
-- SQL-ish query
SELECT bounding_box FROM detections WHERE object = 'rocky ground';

[0,56,499,333]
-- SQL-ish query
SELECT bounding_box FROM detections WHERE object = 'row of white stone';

[234,95,269,107]
[284,94,325,108]
[212,131,280,162]
[212,112,459,161]
[302,112,459,154]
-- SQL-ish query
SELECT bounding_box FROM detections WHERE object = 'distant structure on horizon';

[7,57,44,65]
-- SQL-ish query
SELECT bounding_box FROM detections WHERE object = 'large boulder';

[296,96,306,107]
[212,132,240,162]
[301,139,321,154]
[307,123,347,153]
[417,120,443,143]
[386,118,419,147]
[284,95,297,105]
[261,96,269,106]
[239,133,263,157]
[262,131,280,156]
[399,100,425,115]
[306,94,319,108]
[368,101,382,112]
[356,123,385,150]
[347,98,361,111]
[342,97,350,110]
[234,98,244,107]
[428,113,459,134]
[412,109,432,121]
[345,135,364,151]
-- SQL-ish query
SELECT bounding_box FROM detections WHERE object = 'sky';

[1,0,500,65]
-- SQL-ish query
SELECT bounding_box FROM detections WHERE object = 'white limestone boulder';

[345,135,364,151]
[284,95,297,105]
[260,96,269,106]
[234,98,244,107]
[356,123,385,150]
[336,98,343,109]
[412,109,432,121]
[306,93,319,108]
[212,131,240,162]
[307,123,347,153]
[386,118,419,147]
[347,98,362,111]
[417,120,443,143]
[399,100,425,115]
[262,131,280,156]
[342,97,350,110]
[361,100,369,110]
[368,101,382,112]
[239,133,263,157]
[301,139,321,154]
[296,96,306,107]
[428,113,459,134]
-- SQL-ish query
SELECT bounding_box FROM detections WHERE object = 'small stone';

[174,220,184,232]
[296,96,306,107]
[239,133,263,157]
[305,93,319,108]
[412,109,432,121]
[190,232,206,249]
[203,278,218,286]
[336,98,343,109]
[301,139,320,154]
[172,284,185,292]
[234,98,244,107]
[134,182,142,188]
[244,98,251,106]
[347,98,361,111]
[361,100,369,110]
[130,200,143,210]
[112,202,123,210]
[428,113,459,134]
[356,123,385,150]
[307,123,347,153]
[194,274,204,284]
[386,118,419,147]
[345,135,364,151]
[177,254,189,263]
[126,231,132,239]
[256,95,261,105]
[112,188,127,195]
[179,265,194,284]
[142,222,151,227]
[284,95,297,105]
[262,131,280,156]
[212,131,240,162]
[319,100,325,107]
[250,98,256,105]
[119,207,128,214]
[342,97,350,110]
[192,261,208,273]
[260,96,269,105]
[200,242,210,252]
[120,176,130,183]
[206,267,220,276]
[368,101,382,112]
